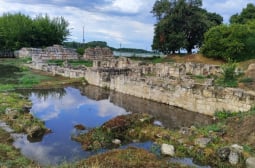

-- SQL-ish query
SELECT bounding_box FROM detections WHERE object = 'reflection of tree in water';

[16,88,66,100]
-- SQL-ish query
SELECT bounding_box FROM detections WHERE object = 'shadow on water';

[13,85,213,166]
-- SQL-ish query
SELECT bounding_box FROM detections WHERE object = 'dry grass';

[238,59,255,70]
[76,147,189,168]
[169,54,225,65]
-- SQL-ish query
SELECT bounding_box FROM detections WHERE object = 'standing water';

[14,85,213,166]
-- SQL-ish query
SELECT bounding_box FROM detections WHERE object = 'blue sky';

[0,0,254,50]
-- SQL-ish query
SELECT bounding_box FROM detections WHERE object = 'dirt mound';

[170,54,224,65]
[224,114,255,146]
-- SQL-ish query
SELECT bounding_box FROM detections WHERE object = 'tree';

[151,0,222,54]
[0,13,33,50]
[0,13,70,50]
[201,23,255,61]
[31,14,70,47]
[230,3,255,24]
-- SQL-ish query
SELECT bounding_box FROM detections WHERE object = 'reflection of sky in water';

[13,87,128,166]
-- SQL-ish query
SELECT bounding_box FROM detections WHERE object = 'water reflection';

[77,85,213,129]
[14,85,213,166]
[14,87,128,165]
[17,88,66,101]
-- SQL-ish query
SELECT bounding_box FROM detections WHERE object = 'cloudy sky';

[0,0,254,50]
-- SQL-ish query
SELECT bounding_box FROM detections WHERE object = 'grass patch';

[47,59,93,67]
[0,58,82,91]
[0,128,37,168]
[170,54,225,65]
[214,110,238,120]
[239,77,254,83]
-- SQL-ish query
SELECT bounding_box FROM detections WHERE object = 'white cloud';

[1,0,254,49]
[203,0,255,22]
[30,87,128,121]
[13,134,55,165]
[99,0,144,14]
[97,99,127,117]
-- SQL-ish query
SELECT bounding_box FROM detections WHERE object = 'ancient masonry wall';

[83,47,114,60]
[30,58,255,116]
[15,45,79,60]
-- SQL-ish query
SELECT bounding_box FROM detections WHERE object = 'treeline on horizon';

[63,41,153,55]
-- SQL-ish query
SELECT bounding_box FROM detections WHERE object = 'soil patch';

[224,114,255,146]
[170,54,225,65]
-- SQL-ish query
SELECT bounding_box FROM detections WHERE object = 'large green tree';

[151,0,222,54]
[0,13,70,51]
[230,3,255,24]
[201,22,255,61]
[202,3,255,61]
[0,13,32,50]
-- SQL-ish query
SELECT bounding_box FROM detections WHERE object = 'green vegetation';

[64,41,112,55]
[230,3,255,24]
[0,128,38,168]
[0,58,83,167]
[214,110,238,120]
[239,77,254,84]
[47,59,93,67]
[0,13,69,51]
[115,48,152,53]
[0,91,46,167]
[151,0,222,54]
[64,41,153,55]
[201,4,255,62]
[0,59,51,91]
[215,62,239,87]
[201,23,255,62]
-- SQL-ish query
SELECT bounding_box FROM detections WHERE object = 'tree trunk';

[187,47,192,54]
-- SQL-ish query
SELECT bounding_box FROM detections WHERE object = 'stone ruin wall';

[16,45,79,60]
[29,57,255,116]
[83,47,114,60]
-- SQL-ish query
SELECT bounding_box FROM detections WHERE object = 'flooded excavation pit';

[13,85,213,166]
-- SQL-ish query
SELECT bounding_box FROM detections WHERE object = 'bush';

[201,23,255,61]
[216,62,238,87]
[239,77,253,83]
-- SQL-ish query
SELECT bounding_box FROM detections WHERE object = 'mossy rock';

[74,113,155,150]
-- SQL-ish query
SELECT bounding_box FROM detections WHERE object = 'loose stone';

[194,138,211,148]
[161,144,175,156]
[112,139,121,145]
[246,157,255,168]
[228,151,239,165]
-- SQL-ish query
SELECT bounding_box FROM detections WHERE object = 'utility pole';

[83,26,85,44]
[119,43,122,57]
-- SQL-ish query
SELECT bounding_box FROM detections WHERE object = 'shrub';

[216,62,238,87]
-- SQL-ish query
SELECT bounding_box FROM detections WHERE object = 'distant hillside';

[114,48,152,53]
[63,41,151,54]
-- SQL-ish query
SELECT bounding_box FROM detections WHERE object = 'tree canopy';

[0,13,70,51]
[230,3,255,24]
[151,0,222,54]
[201,3,255,62]
[201,23,255,61]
